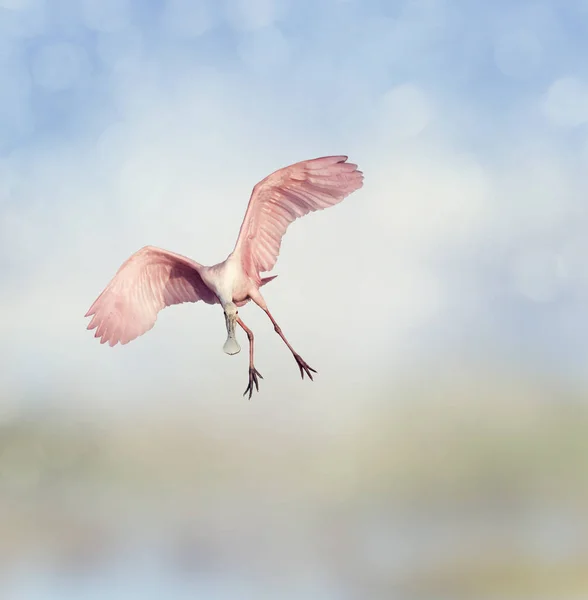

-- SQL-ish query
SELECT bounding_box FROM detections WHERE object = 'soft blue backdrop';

[0,0,586,417]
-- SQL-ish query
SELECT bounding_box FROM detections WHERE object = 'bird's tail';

[260,275,277,287]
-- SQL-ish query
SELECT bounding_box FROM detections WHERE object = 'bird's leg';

[237,317,263,399]
[261,308,317,381]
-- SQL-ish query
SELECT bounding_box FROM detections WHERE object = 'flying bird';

[85,155,363,398]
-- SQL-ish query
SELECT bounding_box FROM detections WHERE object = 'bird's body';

[199,254,253,308]
[86,155,363,397]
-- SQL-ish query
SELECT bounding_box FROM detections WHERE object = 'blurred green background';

[2,362,588,598]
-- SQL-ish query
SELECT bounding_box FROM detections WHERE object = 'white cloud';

[379,83,432,140]
[510,247,568,303]
[366,148,489,250]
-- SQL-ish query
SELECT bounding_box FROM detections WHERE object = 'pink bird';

[85,155,363,398]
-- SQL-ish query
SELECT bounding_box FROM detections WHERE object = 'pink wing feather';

[85,246,217,347]
[233,155,363,282]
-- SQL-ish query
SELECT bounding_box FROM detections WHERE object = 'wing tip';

[328,155,349,165]
[98,335,121,347]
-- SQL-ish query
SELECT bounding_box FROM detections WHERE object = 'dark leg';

[237,317,263,399]
[261,307,317,381]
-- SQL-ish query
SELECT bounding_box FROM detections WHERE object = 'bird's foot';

[243,367,263,400]
[293,353,317,381]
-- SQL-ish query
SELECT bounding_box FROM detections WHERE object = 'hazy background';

[1,0,588,598]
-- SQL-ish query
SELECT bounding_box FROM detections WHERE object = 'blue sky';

[1,0,587,419]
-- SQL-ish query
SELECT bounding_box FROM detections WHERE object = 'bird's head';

[224,303,238,319]
[223,303,240,355]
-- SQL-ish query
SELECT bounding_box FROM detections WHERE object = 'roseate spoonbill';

[85,155,363,397]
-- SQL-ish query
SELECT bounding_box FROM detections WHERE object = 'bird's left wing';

[233,155,363,283]
[85,245,218,347]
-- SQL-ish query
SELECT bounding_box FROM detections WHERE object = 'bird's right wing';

[233,155,363,283]
[85,245,218,347]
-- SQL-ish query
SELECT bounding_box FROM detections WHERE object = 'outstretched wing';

[233,155,363,282]
[85,245,218,347]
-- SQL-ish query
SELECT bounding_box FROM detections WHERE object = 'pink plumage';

[86,155,363,397]
[234,155,364,282]
[85,246,217,347]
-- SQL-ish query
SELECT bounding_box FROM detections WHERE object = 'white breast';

[203,257,242,307]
